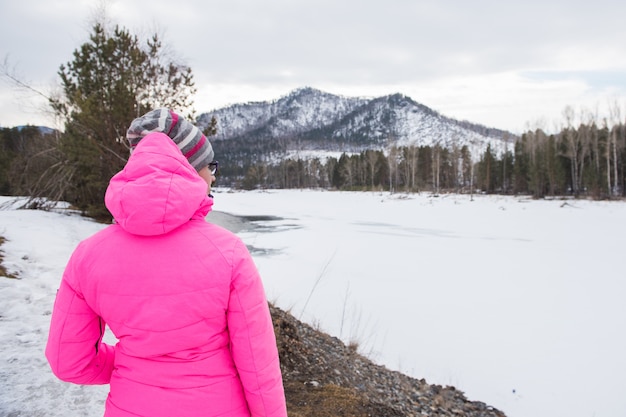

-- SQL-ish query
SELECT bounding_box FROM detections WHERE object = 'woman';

[46,109,288,417]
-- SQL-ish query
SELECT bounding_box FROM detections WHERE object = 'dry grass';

[284,381,402,417]
[0,236,18,279]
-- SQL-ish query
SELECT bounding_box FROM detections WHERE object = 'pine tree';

[49,22,196,219]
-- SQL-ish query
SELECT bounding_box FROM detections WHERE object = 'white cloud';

[2,0,626,131]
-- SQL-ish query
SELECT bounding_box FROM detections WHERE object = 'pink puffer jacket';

[45,133,287,417]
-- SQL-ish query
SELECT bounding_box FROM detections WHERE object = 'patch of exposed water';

[206,211,298,255]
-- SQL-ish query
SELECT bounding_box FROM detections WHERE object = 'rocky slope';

[271,304,507,417]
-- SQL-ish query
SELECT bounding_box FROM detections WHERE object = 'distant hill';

[0,125,56,135]
[197,87,517,156]
[15,125,56,135]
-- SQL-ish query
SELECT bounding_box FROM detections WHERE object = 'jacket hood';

[105,132,213,236]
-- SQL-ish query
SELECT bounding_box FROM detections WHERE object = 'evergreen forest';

[213,117,626,199]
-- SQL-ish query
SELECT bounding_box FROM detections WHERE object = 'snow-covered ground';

[1,190,625,417]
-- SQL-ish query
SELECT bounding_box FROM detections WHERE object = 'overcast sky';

[1,0,625,133]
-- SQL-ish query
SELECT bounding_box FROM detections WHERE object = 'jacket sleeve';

[228,240,288,417]
[45,253,115,385]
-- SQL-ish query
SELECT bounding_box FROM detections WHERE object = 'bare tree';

[431,143,441,195]
[608,101,623,196]
[364,150,379,190]
[403,145,419,192]
[387,145,399,194]
[501,134,512,193]
[561,106,589,196]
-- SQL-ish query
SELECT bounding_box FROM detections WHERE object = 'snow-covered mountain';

[197,87,517,156]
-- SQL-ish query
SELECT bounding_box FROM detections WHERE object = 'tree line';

[3,107,624,220]
[219,111,625,199]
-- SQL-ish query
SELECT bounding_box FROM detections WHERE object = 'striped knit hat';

[126,108,214,171]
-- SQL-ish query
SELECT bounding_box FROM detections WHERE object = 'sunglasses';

[209,161,219,175]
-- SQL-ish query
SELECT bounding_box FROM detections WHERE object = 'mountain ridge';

[197,87,517,155]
